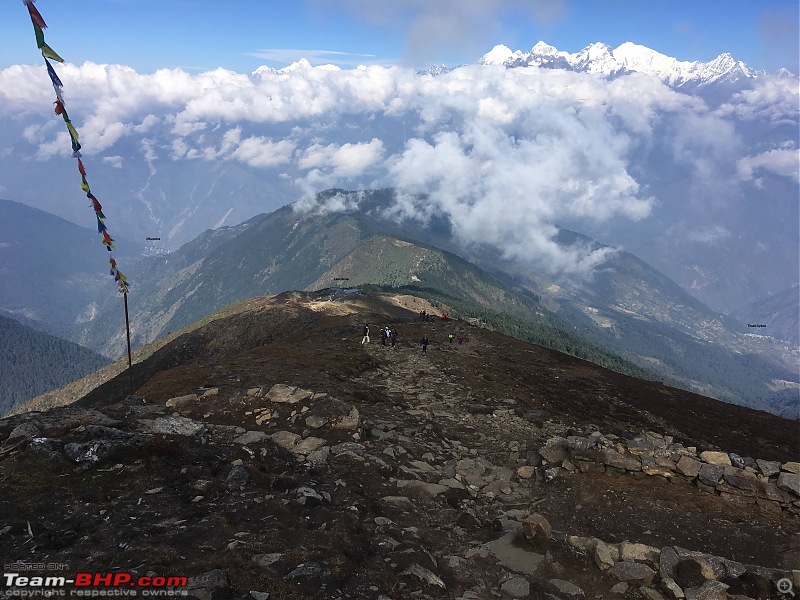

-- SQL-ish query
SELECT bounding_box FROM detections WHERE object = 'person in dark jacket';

[420,335,429,353]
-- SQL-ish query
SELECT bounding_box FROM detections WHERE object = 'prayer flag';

[45,58,62,88]
[27,2,47,28]
[41,43,64,63]
[33,24,45,49]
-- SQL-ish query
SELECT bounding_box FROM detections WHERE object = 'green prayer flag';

[41,43,64,63]
[33,24,45,49]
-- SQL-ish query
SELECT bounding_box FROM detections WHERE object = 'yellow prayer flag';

[40,43,64,63]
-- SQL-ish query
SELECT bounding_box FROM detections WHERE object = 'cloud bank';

[0,57,797,273]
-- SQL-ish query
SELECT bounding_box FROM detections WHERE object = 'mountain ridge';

[479,40,768,87]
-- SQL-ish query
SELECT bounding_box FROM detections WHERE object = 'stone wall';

[536,429,800,516]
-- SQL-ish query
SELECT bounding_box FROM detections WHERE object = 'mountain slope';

[731,284,800,346]
[0,314,108,414]
[0,199,143,342]
[71,189,798,416]
[1,290,797,598]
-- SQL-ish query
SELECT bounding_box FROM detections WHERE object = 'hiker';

[458,333,464,345]
[390,329,397,348]
[380,327,388,346]
[361,324,370,345]
[419,335,429,353]
[448,333,454,344]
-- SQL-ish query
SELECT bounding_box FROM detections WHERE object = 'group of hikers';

[361,322,467,353]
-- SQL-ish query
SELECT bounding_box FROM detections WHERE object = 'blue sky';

[1,0,798,74]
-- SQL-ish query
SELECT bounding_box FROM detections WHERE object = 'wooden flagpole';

[124,291,133,391]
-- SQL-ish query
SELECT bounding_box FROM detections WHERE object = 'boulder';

[608,561,655,584]
[595,540,615,571]
[603,450,642,471]
[699,451,731,467]
[676,456,702,477]
[777,472,800,496]
[165,394,197,410]
[500,577,530,598]
[683,581,729,600]
[265,384,313,404]
[521,513,551,544]
[697,464,724,486]
[620,541,660,565]
[755,459,781,477]
[782,462,800,474]
[547,579,584,598]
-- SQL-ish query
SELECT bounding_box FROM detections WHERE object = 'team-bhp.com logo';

[3,572,188,597]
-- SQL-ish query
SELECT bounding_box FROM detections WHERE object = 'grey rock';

[252,553,284,567]
[640,589,667,600]
[526,451,544,467]
[305,415,329,429]
[540,437,569,463]
[7,423,41,443]
[378,496,415,511]
[521,514,551,544]
[249,592,269,600]
[186,569,230,600]
[620,541,660,564]
[396,480,449,497]
[697,464,724,486]
[659,547,679,580]
[675,456,703,478]
[285,560,331,580]
[400,563,446,588]
[227,465,250,490]
[595,540,615,571]
[608,561,655,584]
[755,459,781,477]
[234,431,269,445]
[566,436,595,451]
[500,576,530,598]
[293,436,326,455]
[139,416,204,436]
[547,579,585,597]
[661,577,685,600]
[684,580,729,600]
[271,431,301,450]
[486,533,545,575]
[777,472,800,496]
[728,453,746,468]
[306,446,331,466]
[266,384,313,404]
[603,450,641,471]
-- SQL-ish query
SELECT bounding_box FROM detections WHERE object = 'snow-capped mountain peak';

[480,44,519,65]
[481,40,762,88]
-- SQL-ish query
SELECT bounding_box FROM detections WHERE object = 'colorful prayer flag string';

[24,0,129,294]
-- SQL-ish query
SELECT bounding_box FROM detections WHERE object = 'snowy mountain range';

[480,41,766,88]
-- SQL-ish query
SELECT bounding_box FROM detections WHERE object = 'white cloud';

[298,138,385,176]
[737,147,800,182]
[0,58,796,274]
[102,156,124,168]
[231,137,296,168]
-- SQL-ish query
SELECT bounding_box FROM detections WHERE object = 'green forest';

[0,315,108,414]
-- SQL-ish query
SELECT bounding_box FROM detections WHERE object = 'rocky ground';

[0,291,798,599]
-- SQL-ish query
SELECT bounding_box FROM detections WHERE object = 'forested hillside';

[0,316,108,414]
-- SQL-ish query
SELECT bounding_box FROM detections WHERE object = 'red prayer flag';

[78,159,86,177]
[53,100,64,115]
[27,3,47,29]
